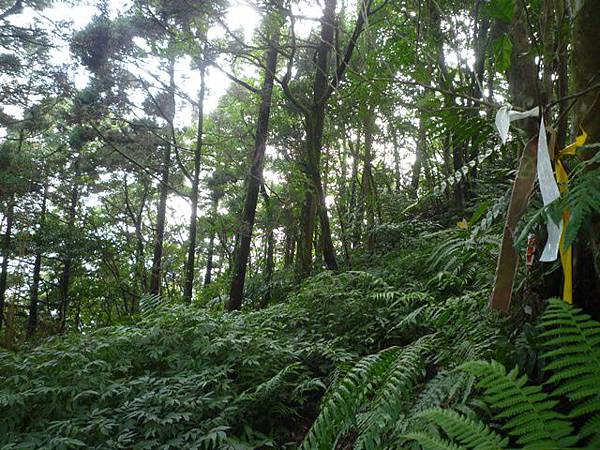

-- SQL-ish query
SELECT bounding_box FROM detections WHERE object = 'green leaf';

[493,34,513,72]
[484,0,515,22]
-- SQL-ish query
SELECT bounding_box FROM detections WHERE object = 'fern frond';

[539,299,600,420]
[562,167,600,248]
[460,360,577,448]
[301,348,401,450]
[402,431,463,450]
[580,413,600,448]
[139,293,162,318]
[410,371,476,417]
[414,407,508,449]
[354,337,433,449]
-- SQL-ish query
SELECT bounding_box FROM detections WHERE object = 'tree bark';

[184,59,206,303]
[349,133,362,248]
[27,178,48,336]
[0,196,14,331]
[490,0,540,312]
[204,196,219,286]
[572,0,600,304]
[228,11,281,310]
[283,0,373,276]
[123,175,149,306]
[261,185,275,306]
[411,113,427,193]
[361,106,377,250]
[59,155,81,333]
[301,0,338,273]
[297,187,317,276]
[149,56,176,296]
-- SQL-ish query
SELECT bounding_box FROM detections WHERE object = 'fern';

[405,407,508,450]
[354,336,433,449]
[460,360,577,449]
[540,299,600,444]
[302,337,433,449]
[139,293,163,318]
[562,162,600,248]
[408,371,476,417]
[402,431,463,450]
[301,348,401,449]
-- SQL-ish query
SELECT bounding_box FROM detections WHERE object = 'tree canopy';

[1,0,600,448]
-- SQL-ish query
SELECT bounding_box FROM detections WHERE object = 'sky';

[7,0,262,116]
[4,0,328,128]
[4,0,334,221]
[2,0,417,227]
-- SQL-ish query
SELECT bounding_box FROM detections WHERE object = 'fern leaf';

[354,337,432,449]
[460,360,577,448]
[539,299,600,421]
[402,431,465,450]
[414,407,507,450]
[301,348,401,449]
[562,167,600,249]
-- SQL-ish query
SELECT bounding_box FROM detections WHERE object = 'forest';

[1,0,600,448]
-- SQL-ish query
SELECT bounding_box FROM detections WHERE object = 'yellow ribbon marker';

[555,129,587,303]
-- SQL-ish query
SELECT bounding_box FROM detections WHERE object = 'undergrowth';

[1,219,593,449]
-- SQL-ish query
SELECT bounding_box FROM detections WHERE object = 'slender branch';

[324,0,376,101]
[278,8,311,115]
[0,0,22,20]
[548,80,600,108]
[209,61,261,94]
[91,124,189,199]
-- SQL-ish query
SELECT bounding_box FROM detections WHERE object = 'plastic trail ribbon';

[495,105,540,144]
[556,129,588,303]
[537,117,562,262]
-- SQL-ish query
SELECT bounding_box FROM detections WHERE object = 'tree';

[572,0,600,303]
[280,0,375,277]
[228,3,283,311]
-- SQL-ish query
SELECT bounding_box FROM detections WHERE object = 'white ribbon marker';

[536,117,562,262]
[495,104,540,144]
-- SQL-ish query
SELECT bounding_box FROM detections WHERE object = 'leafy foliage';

[405,299,600,450]
[561,160,600,249]
[405,407,508,450]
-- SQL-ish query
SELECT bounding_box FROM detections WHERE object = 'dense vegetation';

[1,0,600,448]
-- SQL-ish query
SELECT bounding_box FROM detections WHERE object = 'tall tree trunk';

[27,178,48,336]
[411,113,427,193]
[572,0,600,304]
[555,0,569,150]
[228,11,281,310]
[296,0,338,277]
[204,196,219,286]
[362,106,377,250]
[349,134,362,248]
[59,155,81,333]
[287,0,372,276]
[391,132,402,192]
[149,57,176,296]
[284,224,295,268]
[0,196,14,331]
[306,117,338,270]
[261,185,275,306]
[184,59,206,303]
[123,175,148,307]
[297,184,316,277]
[336,135,352,263]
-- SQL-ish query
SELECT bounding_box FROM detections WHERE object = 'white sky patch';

[224,2,261,39]
[1,0,436,230]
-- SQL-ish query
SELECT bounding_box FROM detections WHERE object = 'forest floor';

[0,220,578,448]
